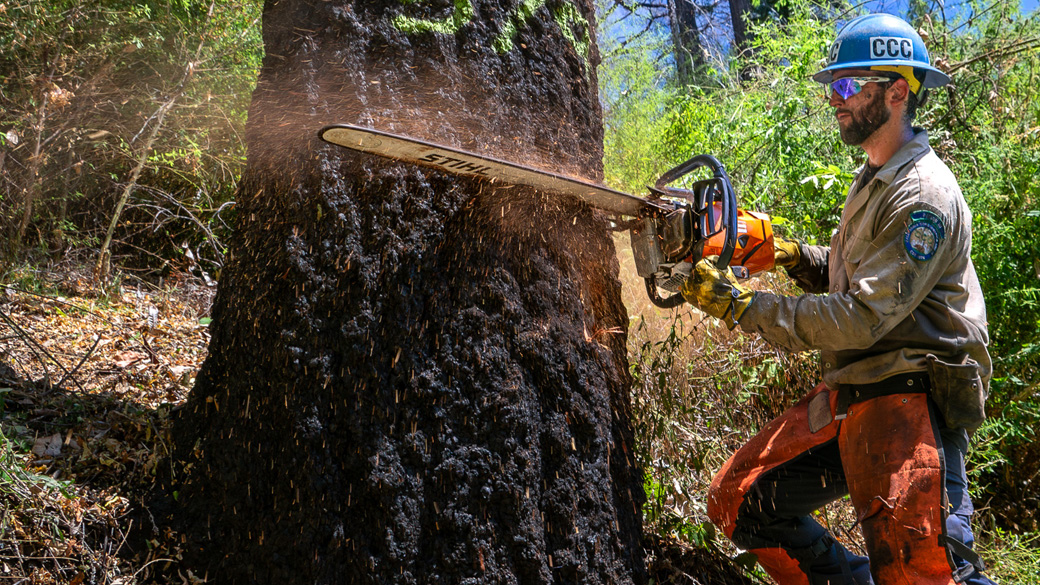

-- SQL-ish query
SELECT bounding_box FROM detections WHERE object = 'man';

[682,13,995,585]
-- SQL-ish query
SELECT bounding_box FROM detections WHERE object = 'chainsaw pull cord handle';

[653,154,738,270]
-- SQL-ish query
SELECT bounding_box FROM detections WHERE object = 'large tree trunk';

[156,0,645,582]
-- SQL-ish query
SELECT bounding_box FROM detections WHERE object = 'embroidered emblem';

[904,209,946,261]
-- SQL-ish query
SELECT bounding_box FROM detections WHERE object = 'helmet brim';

[813,60,951,89]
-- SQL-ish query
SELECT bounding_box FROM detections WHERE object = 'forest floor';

[0,264,214,584]
[0,263,759,585]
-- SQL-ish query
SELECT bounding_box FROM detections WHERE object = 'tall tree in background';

[669,0,706,84]
[154,0,645,582]
[665,0,707,83]
[598,0,776,86]
[728,0,754,58]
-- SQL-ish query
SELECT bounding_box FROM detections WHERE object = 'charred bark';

[154,0,645,582]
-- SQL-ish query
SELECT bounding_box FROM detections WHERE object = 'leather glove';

[773,236,802,271]
[680,258,756,330]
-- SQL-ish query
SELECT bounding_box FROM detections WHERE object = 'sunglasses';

[829,76,897,99]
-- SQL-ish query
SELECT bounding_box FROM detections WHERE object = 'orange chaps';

[707,382,991,585]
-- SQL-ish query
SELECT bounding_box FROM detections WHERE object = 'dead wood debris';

[644,533,763,585]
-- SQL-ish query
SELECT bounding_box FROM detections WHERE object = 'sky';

[867,0,1039,16]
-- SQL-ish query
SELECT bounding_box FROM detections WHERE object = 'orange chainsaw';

[320,125,774,308]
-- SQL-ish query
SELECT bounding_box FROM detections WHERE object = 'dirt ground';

[0,267,213,584]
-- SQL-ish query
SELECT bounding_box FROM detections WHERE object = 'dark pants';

[707,383,994,585]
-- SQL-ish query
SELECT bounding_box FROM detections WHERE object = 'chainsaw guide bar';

[320,123,773,309]
[319,124,666,217]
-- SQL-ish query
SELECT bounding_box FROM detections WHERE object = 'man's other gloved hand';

[773,236,802,271]
[680,258,756,330]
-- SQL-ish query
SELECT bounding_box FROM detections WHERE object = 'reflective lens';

[829,76,896,99]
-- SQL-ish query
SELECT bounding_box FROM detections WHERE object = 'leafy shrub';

[0,0,261,272]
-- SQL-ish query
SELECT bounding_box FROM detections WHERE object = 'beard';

[837,88,891,146]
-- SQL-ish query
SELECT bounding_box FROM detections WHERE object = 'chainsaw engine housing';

[631,171,775,308]
[631,205,694,284]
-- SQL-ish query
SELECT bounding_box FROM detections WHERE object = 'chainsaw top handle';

[653,154,738,271]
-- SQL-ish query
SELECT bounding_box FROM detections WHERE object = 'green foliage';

[602,0,1040,568]
[0,0,261,271]
[3,265,47,294]
[395,0,475,36]
[976,527,1040,582]
[625,297,817,543]
[924,0,1040,367]
[786,164,856,243]
[599,32,675,193]
[494,0,550,53]
[967,400,1039,484]
[394,0,593,62]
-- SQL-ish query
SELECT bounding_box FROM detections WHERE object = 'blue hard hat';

[813,13,950,90]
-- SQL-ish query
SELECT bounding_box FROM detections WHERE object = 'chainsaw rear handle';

[653,154,738,270]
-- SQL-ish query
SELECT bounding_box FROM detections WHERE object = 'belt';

[835,371,932,419]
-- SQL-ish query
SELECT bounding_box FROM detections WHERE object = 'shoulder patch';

[903,209,946,261]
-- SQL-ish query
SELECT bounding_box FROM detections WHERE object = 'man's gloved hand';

[773,236,802,271]
[681,258,756,330]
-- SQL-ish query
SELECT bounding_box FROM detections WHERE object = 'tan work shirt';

[741,129,991,390]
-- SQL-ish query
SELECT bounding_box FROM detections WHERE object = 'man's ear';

[889,78,911,105]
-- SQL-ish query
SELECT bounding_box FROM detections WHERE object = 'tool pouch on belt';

[927,353,987,432]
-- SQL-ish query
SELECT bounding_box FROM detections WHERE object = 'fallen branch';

[54,333,102,390]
